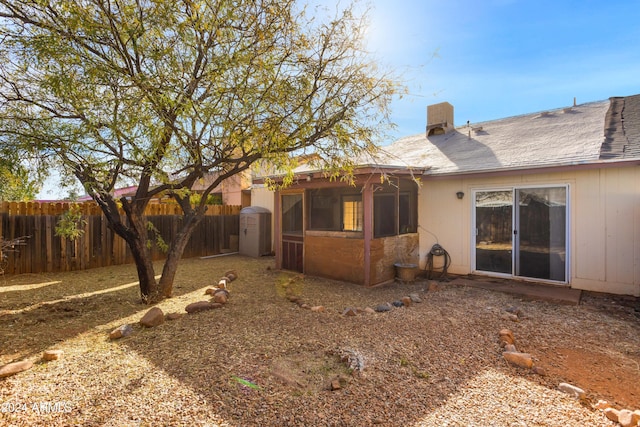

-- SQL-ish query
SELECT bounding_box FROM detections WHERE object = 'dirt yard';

[0,255,639,426]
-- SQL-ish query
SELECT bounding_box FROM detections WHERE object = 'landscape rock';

[218,278,228,289]
[531,365,546,376]
[504,344,517,353]
[42,350,64,361]
[330,377,341,391]
[140,307,165,328]
[342,307,358,316]
[503,351,533,369]
[363,307,376,314]
[604,407,620,423]
[392,300,404,308]
[375,304,392,313]
[310,306,325,312]
[498,329,515,346]
[595,400,611,410]
[224,270,237,281]
[185,301,222,314]
[212,291,228,304]
[558,382,586,399]
[0,360,33,378]
[205,287,216,295]
[165,312,182,320]
[617,409,639,427]
[409,293,422,303]
[401,296,412,307]
[109,324,134,339]
[427,281,440,292]
[501,312,519,322]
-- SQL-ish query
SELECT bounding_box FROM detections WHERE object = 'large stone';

[375,304,392,313]
[0,360,33,378]
[617,409,639,427]
[224,270,238,281]
[409,293,422,303]
[503,351,533,369]
[504,344,517,353]
[218,278,229,289]
[109,324,134,339]
[595,400,611,410]
[342,307,357,316]
[531,365,546,376]
[401,296,412,307]
[42,350,64,361]
[140,307,165,328]
[185,301,223,314]
[558,382,585,399]
[363,307,376,314]
[310,306,325,312]
[604,408,620,423]
[165,312,182,321]
[498,329,515,346]
[212,289,230,304]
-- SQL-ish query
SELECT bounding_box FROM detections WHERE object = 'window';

[308,188,362,233]
[282,194,303,235]
[342,195,363,231]
[374,193,396,237]
[399,192,417,234]
[373,181,417,238]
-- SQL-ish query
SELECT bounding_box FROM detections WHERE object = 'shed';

[239,206,272,257]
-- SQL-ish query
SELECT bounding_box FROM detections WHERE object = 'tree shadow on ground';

[0,258,226,365]
[119,263,525,426]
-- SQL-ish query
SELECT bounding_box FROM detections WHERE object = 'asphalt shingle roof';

[376,95,640,176]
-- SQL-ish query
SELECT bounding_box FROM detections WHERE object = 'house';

[252,94,640,297]
[77,170,252,207]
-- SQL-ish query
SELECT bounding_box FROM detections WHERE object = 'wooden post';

[363,182,373,286]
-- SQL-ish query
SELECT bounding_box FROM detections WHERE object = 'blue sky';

[37,0,640,198]
[362,0,640,140]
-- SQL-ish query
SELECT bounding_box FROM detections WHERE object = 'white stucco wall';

[418,166,640,296]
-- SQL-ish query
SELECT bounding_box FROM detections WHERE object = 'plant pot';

[394,262,418,282]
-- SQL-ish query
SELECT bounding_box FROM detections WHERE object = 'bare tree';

[0,0,398,302]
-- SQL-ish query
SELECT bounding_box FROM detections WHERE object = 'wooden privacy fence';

[0,201,241,216]
[0,202,242,275]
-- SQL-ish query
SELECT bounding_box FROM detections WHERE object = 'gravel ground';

[1,255,638,426]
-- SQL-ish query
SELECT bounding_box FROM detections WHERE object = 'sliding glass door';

[515,187,567,281]
[474,186,568,283]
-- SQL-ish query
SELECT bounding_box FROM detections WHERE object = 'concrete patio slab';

[447,276,583,305]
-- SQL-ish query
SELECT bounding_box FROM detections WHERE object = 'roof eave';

[252,164,430,184]
[422,158,640,180]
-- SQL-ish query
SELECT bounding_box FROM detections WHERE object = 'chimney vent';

[426,102,454,136]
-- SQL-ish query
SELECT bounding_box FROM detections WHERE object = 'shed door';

[281,193,304,272]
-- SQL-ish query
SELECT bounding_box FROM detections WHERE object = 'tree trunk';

[129,235,160,303]
[115,202,161,304]
[158,211,204,298]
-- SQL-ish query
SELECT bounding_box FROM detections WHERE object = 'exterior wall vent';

[426,102,454,137]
